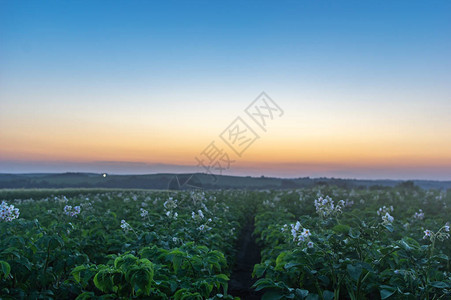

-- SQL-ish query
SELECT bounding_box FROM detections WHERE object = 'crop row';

[0,190,258,299]
[252,187,451,299]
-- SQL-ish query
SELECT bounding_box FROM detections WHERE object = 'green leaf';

[323,290,334,300]
[430,281,449,289]
[284,262,302,270]
[295,289,309,298]
[347,264,362,281]
[76,292,96,300]
[198,281,213,297]
[253,263,267,277]
[214,274,229,283]
[127,267,153,295]
[47,235,64,250]
[380,289,395,299]
[275,251,289,270]
[318,275,330,286]
[349,228,360,238]
[0,261,11,278]
[262,290,285,300]
[114,254,138,270]
[399,237,420,251]
[253,279,281,291]
[71,265,87,283]
[167,250,186,273]
[125,259,154,296]
[383,225,394,232]
[93,268,115,293]
[306,294,319,300]
[332,224,350,234]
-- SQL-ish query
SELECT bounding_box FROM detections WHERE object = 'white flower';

[140,208,148,217]
[307,241,314,248]
[0,201,20,222]
[294,221,301,231]
[423,229,432,239]
[301,228,311,237]
[120,220,131,231]
[381,212,394,224]
[63,205,81,217]
[64,205,72,214]
[163,197,178,210]
[314,196,344,218]
[290,221,313,246]
[379,207,394,224]
[413,209,424,220]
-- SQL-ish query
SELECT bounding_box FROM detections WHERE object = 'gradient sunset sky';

[1,1,450,180]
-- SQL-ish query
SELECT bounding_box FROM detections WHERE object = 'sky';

[0,1,450,180]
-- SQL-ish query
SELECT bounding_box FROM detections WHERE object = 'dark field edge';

[1,173,450,191]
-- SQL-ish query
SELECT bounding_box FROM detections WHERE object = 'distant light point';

[103,173,107,178]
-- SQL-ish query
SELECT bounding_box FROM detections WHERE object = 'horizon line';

[1,171,450,183]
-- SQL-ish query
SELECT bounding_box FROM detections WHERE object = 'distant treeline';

[0,173,450,191]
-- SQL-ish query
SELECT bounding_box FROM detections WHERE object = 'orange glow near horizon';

[1,76,450,179]
[2,122,451,171]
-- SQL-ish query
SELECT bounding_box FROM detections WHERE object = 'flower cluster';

[190,191,207,205]
[423,223,450,242]
[412,209,424,220]
[314,196,344,218]
[63,205,81,217]
[381,212,394,224]
[377,206,394,224]
[166,210,178,219]
[192,209,212,232]
[192,209,206,221]
[120,220,131,231]
[197,224,212,232]
[163,197,178,210]
[164,197,178,219]
[140,208,148,218]
[377,205,393,216]
[286,221,313,248]
[262,199,276,208]
[0,201,20,222]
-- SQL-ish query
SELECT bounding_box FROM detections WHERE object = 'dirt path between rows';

[229,219,263,299]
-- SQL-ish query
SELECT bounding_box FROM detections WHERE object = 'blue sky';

[1,1,450,179]
[2,1,450,91]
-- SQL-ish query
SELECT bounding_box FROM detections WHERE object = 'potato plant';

[252,188,451,299]
[0,190,255,299]
[1,187,450,299]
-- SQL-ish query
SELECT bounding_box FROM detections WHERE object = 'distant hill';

[0,173,450,190]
